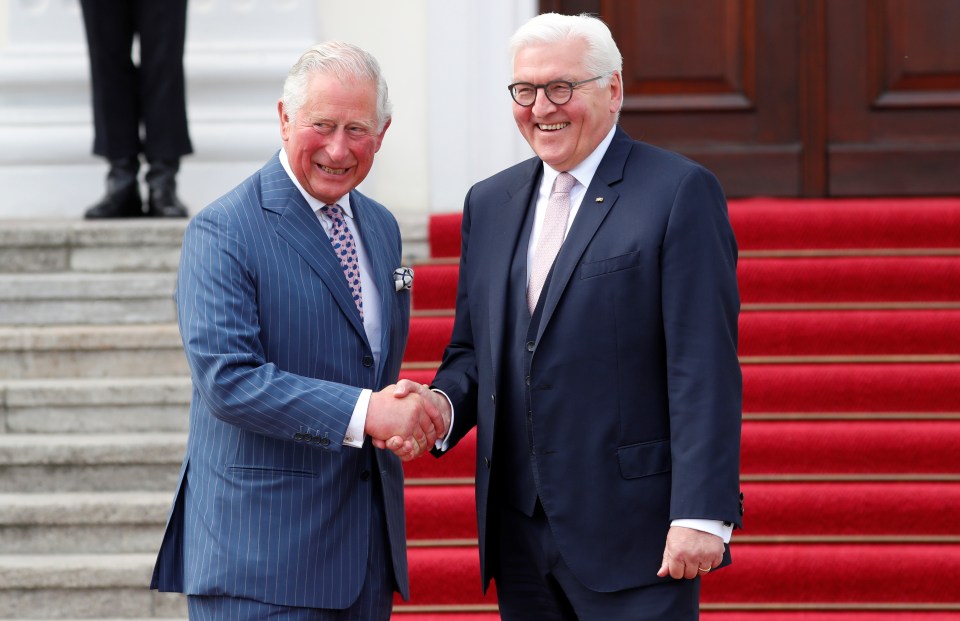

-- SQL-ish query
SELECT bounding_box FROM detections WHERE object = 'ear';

[373,117,392,153]
[278,100,290,141]
[608,71,623,114]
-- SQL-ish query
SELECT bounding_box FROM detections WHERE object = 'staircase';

[0,220,190,619]
[1,197,958,620]
[395,198,960,620]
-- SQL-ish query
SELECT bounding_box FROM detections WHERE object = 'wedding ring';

[698,566,711,573]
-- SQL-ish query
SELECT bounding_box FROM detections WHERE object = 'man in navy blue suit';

[398,12,743,620]
[151,41,445,620]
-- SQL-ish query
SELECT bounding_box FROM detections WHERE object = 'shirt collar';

[540,125,617,191]
[279,148,354,218]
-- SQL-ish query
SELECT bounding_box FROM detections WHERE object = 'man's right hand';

[366,383,448,461]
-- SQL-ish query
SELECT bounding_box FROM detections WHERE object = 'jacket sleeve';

[660,165,743,527]
[175,205,361,450]
[431,187,480,451]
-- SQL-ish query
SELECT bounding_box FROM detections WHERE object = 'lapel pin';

[595,197,604,203]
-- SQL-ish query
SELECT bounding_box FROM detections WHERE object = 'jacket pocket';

[580,250,642,279]
[227,465,316,478]
[617,438,671,479]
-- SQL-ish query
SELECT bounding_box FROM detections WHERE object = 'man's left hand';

[656,525,725,580]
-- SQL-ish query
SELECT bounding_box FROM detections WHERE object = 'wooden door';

[827,0,960,196]
[539,0,960,198]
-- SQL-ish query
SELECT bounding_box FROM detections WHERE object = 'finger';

[371,438,387,449]
[393,379,421,398]
[656,558,669,578]
[668,558,685,580]
[421,416,438,446]
[420,394,447,439]
[416,429,429,454]
[659,551,684,580]
[683,562,699,580]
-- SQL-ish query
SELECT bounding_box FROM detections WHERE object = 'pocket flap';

[580,250,642,279]
[617,439,671,479]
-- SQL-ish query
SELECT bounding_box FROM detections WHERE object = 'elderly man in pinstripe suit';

[150,41,446,620]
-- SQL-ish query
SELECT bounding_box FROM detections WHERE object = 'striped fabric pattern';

[151,153,411,610]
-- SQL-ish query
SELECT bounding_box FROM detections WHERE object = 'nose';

[325,128,350,161]
[530,88,557,116]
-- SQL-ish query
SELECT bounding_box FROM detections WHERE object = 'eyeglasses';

[507,74,608,106]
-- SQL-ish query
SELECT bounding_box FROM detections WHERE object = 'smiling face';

[279,71,389,204]
[512,38,621,171]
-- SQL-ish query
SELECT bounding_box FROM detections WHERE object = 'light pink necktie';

[321,204,364,319]
[528,172,576,314]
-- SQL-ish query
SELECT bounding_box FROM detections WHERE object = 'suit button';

[525,376,531,386]
[362,355,374,368]
[483,457,491,469]
[491,394,496,404]
[301,433,313,442]
[360,470,371,481]
[294,433,304,440]
[319,437,330,446]
[526,341,535,352]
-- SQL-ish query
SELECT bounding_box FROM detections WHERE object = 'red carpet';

[411,256,960,310]
[403,364,960,413]
[405,310,960,361]
[428,197,960,257]
[404,481,960,540]
[397,197,960,617]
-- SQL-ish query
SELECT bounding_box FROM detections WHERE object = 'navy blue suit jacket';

[151,153,411,607]
[432,128,743,593]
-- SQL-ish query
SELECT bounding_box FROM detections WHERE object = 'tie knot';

[321,204,343,219]
[553,172,576,194]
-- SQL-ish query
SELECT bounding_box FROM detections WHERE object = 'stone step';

[0,272,177,325]
[0,324,188,379]
[0,219,185,274]
[0,377,191,434]
[0,554,186,618]
[0,492,169,554]
[0,433,186,493]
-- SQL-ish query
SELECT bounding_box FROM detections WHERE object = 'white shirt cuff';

[344,389,371,448]
[671,519,733,544]
[432,388,455,451]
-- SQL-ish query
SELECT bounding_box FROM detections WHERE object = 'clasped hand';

[365,380,451,461]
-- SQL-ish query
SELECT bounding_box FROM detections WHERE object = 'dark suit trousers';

[79,0,193,160]
[495,502,700,621]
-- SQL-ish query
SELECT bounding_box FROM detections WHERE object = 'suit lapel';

[263,155,368,342]
[487,160,542,389]
[350,191,395,380]
[536,128,632,342]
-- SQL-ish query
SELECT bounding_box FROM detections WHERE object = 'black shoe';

[146,159,189,218]
[147,187,189,217]
[84,157,144,219]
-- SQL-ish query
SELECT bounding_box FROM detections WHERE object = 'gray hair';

[509,12,623,88]
[281,41,392,132]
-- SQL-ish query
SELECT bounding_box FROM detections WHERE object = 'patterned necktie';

[527,172,576,314]
[321,204,363,319]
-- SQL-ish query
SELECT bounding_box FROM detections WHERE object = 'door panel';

[827,0,960,195]
[541,0,960,197]
[543,0,802,197]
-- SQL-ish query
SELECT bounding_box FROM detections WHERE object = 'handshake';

[365,379,451,461]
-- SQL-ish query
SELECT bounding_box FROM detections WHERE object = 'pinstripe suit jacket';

[150,153,411,608]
